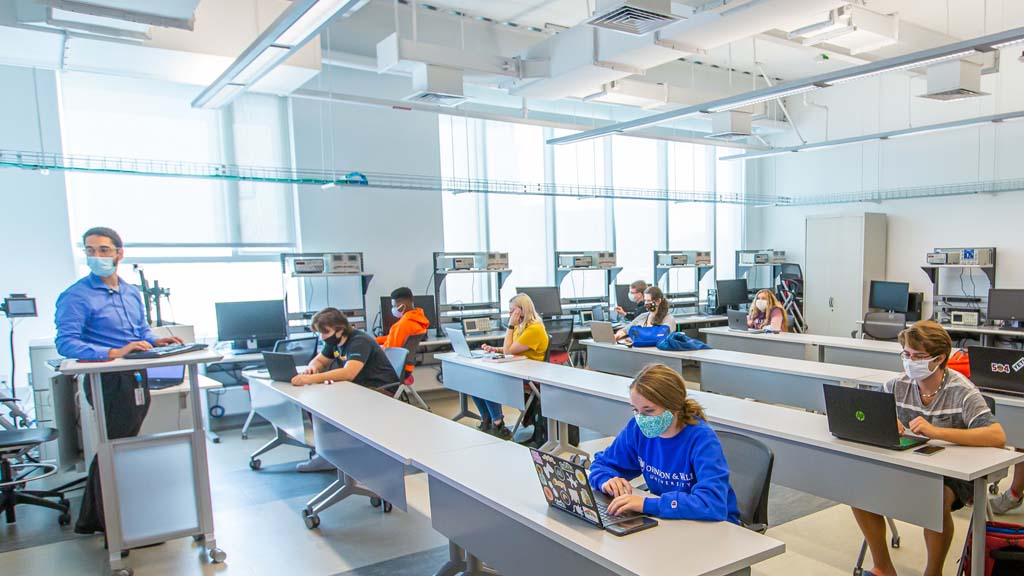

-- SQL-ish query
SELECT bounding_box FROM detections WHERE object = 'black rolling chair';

[859,312,907,341]
[717,430,773,533]
[1,427,71,525]
[546,318,576,367]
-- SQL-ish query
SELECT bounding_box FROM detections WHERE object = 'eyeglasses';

[85,246,118,257]
[899,351,933,361]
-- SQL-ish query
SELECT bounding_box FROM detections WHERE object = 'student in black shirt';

[291,307,399,472]
[292,307,398,389]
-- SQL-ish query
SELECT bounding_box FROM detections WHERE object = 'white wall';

[746,37,1024,318]
[0,65,76,388]
[290,67,444,331]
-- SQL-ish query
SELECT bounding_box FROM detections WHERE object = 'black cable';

[8,318,16,400]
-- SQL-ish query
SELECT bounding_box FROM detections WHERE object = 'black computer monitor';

[614,284,631,308]
[988,289,1024,322]
[380,295,437,333]
[215,300,287,350]
[517,286,563,317]
[868,281,909,313]
[715,279,749,309]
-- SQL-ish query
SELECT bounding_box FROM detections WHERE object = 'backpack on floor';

[962,521,1024,576]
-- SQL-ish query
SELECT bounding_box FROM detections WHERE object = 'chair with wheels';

[1,427,71,526]
[241,335,318,440]
[717,430,773,533]
[858,312,907,341]
[545,318,575,367]
[381,333,430,411]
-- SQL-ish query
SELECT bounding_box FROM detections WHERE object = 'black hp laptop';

[968,346,1024,397]
[261,351,301,382]
[529,448,657,536]
[822,384,929,451]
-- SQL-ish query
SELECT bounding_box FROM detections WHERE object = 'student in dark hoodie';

[377,287,430,374]
[588,364,740,523]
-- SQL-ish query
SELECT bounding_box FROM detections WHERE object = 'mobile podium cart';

[60,350,225,576]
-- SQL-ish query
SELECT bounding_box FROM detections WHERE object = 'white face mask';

[903,357,937,381]
[755,300,768,312]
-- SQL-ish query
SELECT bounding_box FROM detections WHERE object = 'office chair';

[242,335,318,440]
[0,427,71,525]
[717,430,773,533]
[776,264,806,333]
[382,347,409,389]
[381,333,430,411]
[546,318,576,367]
[861,312,907,341]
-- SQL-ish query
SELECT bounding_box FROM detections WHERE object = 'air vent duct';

[403,64,468,107]
[586,0,680,36]
[708,111,752,140]
[920,60,989,101]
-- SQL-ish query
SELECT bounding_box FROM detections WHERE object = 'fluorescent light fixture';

[546,26,1024,146]
[192,0,370,109]
[277,0,369,46]
[202,83,246,109]
[990,38,1024,50]
[704,85,820,113]
[720,109,1024,161]
[823,51,976,86]
[233,45,291,85]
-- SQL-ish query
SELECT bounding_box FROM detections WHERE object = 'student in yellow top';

[747,289,788,332]
[473,293,549,439]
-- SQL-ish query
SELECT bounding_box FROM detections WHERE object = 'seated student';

[377,287,429,375]
[615,286,676,342]
[853,321,1005,576]
[588,364,741,523]
[747,289,788,332]
[291,308,399,471]
[473,293,549,440]
[614,280,648,322]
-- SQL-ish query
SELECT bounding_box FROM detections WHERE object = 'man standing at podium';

[55,227,182,535]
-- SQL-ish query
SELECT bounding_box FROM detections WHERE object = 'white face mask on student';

[903,357,938,381]
[755,300,768,312]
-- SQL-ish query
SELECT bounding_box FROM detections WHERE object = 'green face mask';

[634,410,674,438]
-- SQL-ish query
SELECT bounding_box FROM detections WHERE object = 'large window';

[60,72,294,339]
[612,137,662,286]
[437,118,746,314]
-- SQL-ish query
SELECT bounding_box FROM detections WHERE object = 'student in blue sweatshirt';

[589,364,741,523]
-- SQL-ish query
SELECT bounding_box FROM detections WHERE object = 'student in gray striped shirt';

[853,321,1006,576]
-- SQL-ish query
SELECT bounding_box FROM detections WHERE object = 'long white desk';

[582,340,899,413]
[60,350,225,575]
[414,439,784,576]
[245,375,500,526]
[700,326,904,371]
[438,355,1024,576]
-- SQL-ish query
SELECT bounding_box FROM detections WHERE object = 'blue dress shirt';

[55,273,157,360]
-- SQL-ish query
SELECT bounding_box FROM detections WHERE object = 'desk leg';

[434,542,467,576]
[452,393,481,423]
[188,365,224,564]
[90,373,130,574]
[462,554,500,576]
[199,388,220,444]
[972,478,985,576]
[539,420,588,461]
[303,470,379,525]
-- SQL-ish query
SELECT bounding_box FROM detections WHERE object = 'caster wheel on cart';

[891,536,900,549]
[241,433,249,440]
[370,497,382,508]
[383,501,393,513]
[249,459,262,471]
[209,548,227,563]
[58,512,71,526]
[113,569,133,576]
[990,483,1000,495]
[304,512,320,529]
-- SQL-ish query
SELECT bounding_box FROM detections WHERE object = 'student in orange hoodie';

[377,287,430,374]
